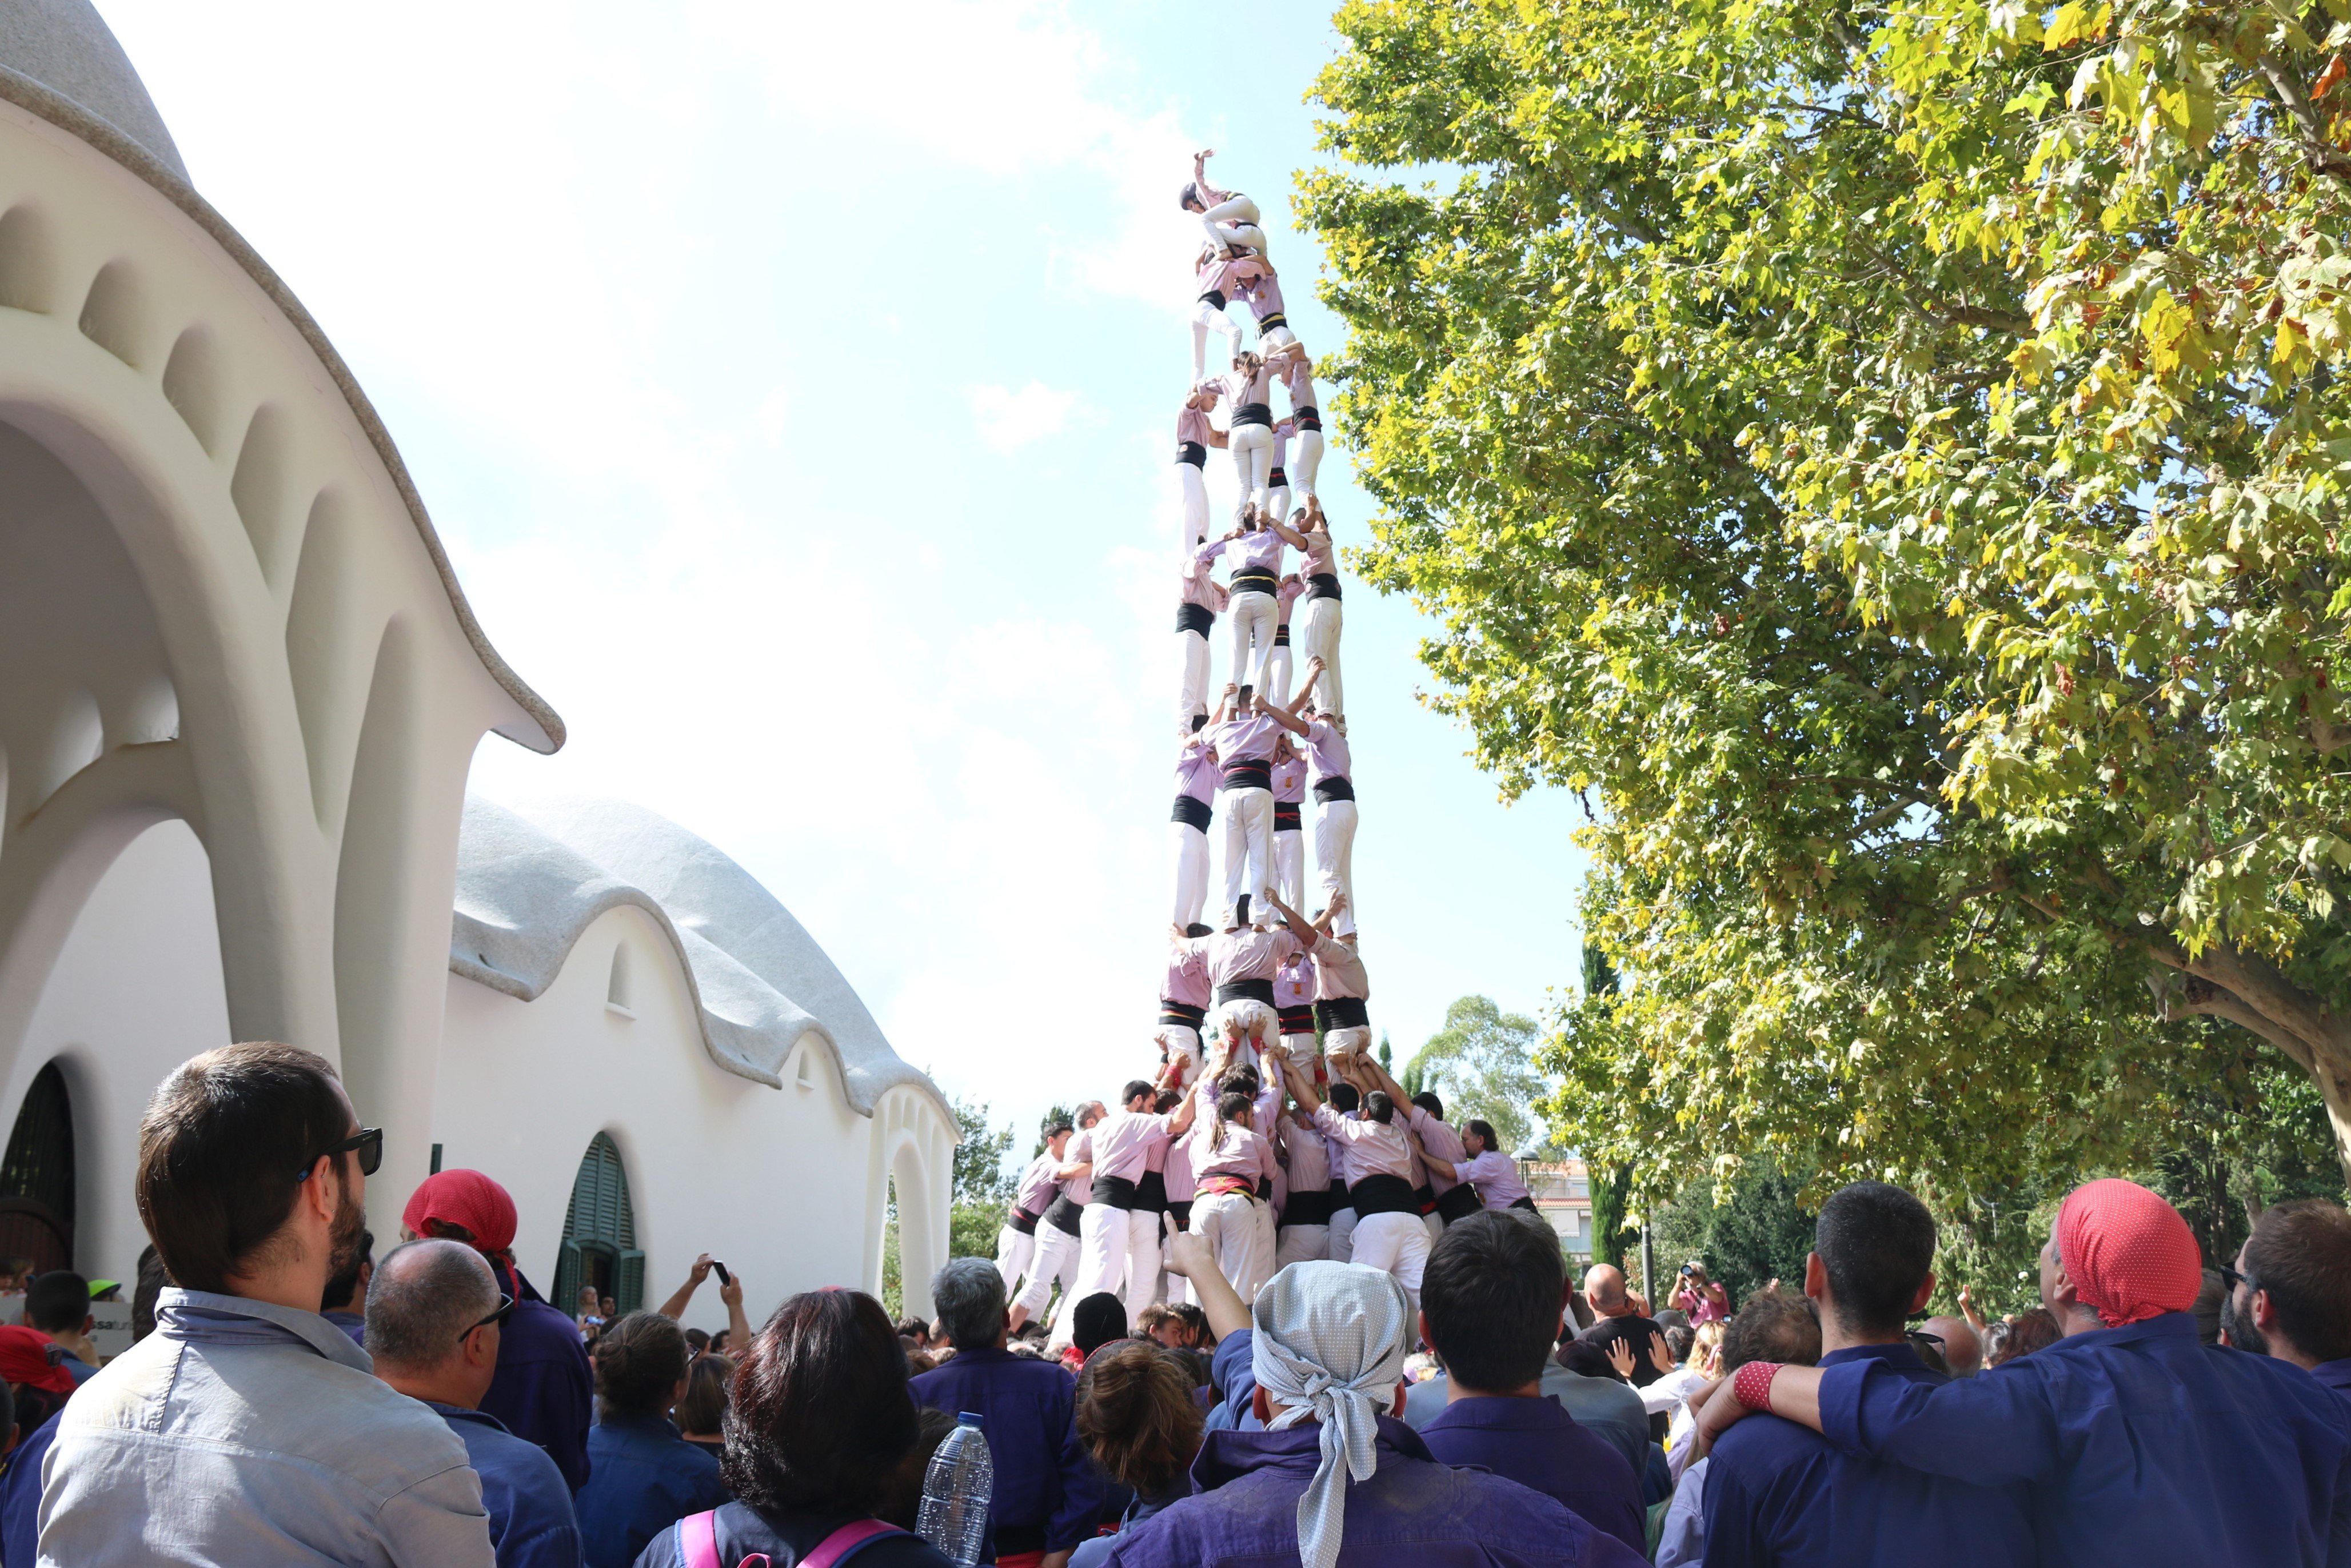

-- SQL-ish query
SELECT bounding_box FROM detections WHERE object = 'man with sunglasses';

[2223,1199,2351,1418]
[371,1239,585,1568]
[40,1042,497,1565]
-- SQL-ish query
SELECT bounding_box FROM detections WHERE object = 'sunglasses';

[464,1293,517,1343]
[295,1127,384,1181]
[2219,1263,2258,1295]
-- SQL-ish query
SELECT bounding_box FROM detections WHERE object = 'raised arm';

[1191,148,1232,208]
[1359,1051,1410,1107]
[1266,511,1310,550]
[1280,1054,1323,1115]
[1259,693,1311,738]
[1262,891,1319,947]
[1286,661,1325,716]
[1163,1226,1251,1342]
[654,1254,715,1323]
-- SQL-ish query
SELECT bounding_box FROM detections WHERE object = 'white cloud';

[966,381,1081,452]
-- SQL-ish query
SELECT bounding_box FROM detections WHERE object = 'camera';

[712,1261,731,1287]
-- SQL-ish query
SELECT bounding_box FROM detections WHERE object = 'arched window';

[0,1064,74,1273]
[551,1132,642,1319]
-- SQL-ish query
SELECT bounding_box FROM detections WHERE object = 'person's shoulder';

[506,1297,590,1354]
[1710,1406,1831,1482]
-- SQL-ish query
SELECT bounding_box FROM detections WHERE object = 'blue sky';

[99,0,1591,1151]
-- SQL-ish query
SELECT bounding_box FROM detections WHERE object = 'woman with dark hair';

[633,1290,956,1567]
[1068,1342,1207,1568]
[580,1312,728,1568]
[676,1353,733,1461]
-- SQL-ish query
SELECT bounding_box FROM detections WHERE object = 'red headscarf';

[0,1325,78,1395]
[2055,1178,2202,1328]
[403,1169,519,1260]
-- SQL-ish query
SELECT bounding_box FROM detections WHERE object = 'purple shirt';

[910,1347,1102,1558]
[1104,1414,1646,1568]
[1165,943,1211,1009]
[482,1266,594,1494]
[1179,553,1226,613]
[1059,1132,1096,1207]
[1272,754,1307,807]
[1204,528,1286,580]
[1408,1107,1467,1195]
[1419,1395,1647,1555]
[1303,716,1351,784]
[1452,1150,1531,1208]
[1234,266,1287,326]
[1277,1117,1329,1196]
[1196,925,1303,987]
[1314,1104,1415,1183]
[1282,354,1318,413]
[1164,1129,1197,1203]
[1274,951,1314,1010]
[1013,1152,1061,1218]
[1188,1087,1279,1184]
[1210,711,1280,771]
[1299,527,1335,578]
[1093,1108,1178,1184]
[1175,744,1218,807]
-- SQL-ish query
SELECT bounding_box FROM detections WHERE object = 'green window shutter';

[617,1248,645,1314]
[552,1239,583,1318]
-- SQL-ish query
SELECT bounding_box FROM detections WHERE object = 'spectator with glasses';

[371,1238,584,1568]
[41,1042,498,1565]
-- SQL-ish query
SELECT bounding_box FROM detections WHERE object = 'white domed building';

[0,0,952,1322]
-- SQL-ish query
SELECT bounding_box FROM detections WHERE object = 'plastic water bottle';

[916,1410,993,1566]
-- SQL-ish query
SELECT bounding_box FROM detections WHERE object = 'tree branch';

[2257,53,2351,186]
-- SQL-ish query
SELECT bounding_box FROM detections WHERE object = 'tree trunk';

[2162,940,2351,1187]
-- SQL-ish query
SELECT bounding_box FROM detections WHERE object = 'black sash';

[1274,802,1302,830]
[1168,1199,1192,1230]
[1158,999,1207,1028]
[1231,569,1279,597]
[1135,1171,1169,1214]
[1316,996,1370,1031]
[1277,1004,1314,1033]
[1217,979,1276,1007]
[1009,1207,1040,1235]
[1280,1189,1335,1227]
[1198,289,1228,309]
[1268,466,1289,487]
[1349,1173,1420,1217]
[1176,440,1207,467]
[1294,406,1321,432]
[1095,1176,1137,1212]
[1222,759,1272,791]
[1306,572,1342,601]
[1255,310,1288,332]
[1176,601,1214,636]
[1044,1195,1084,1236]
[1509,1195,1538,1212]
[1274,624,1291,647]
[1436,1184,1484,1224]
[1172,795,1212,832]
[1234,401,1272,428]
[1314,776,1356,803]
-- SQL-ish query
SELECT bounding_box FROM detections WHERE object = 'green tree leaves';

[1404,994,1554,1156]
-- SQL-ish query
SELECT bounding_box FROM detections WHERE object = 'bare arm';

[655,1254,713,1322]
[1263,891,1318,947]
[720,1271,751,1350]
[1360,1051,1410,1106]
[1691,1363,1826,1458]
[1286,662,1325,715]
[1259,696,1311,738]
[1280,1055,1324,1114]
[1191,149,1232,209]
[1163,1226,1251,1341]
[1267,512,1310,549]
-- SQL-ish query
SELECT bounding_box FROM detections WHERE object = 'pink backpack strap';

[677,1510,722,1568]
[800,1518,906,1568]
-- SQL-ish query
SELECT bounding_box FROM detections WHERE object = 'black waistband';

[1135,1170,1169,1213]
[1176,601,1215,636]
[1280,1189,1335,1227]
[1277,1004,1314,1030]
[1168,1199,1192,1227]
[1274,624,1292,646]
[1217,979,1277,1007]
[1268,466,1288,486]
[1009,1208,1040,1235]
[1316,996,1370,1031]
[1415,1184,1438,1214]
[1294,406,1321,432]
[1234,401,1272,427]
[1306,573,1342,601]
[1172,793,1212,832]
[1198,289,1227,309]
[1159,999,1207,1027]
[1314,776,1356,803]
[1274,803,1302,829]
[1176,440,1207,468]
[1436,1183,1484,1223]
[1232,569,1279,596]
[1223,759,1272,791]
[1095,1175,1138,1212]
[1044,1195,1084,1236]
[1508,1195,1538,1212]
[1350,1173,1420,1216]
[1257,312,1288,332]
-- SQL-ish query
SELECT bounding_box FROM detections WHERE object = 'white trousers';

[1220,787,1274,927]
[995,1224,1036,1298]
[1291,428,1325,502]
[1298,596,1343,717]
[1267,476,1291,533]
[1351,1210,1432,1320]
[1267,643,1292,706]
[1277,1031,1319,1075]
[1228,589,1276,696]
[1172,820,1210,929]
[1202,195,1267,261]
[1013,1222,1079,1318]
[1178,627,1211,731]
[1315,796,1359,935]
[1328,1206,1358,1263]
[1274,826,1304,915]
[1068,1203,1164,1332]
[1194,1192,1275,1305]
[1211,999,1278,1068]
[1228,424,1272,520]
[1178,461,1211,550]
[1155,1023,1203,1085]
[1274,1223,1329,1271]
[1190,298,1242,382]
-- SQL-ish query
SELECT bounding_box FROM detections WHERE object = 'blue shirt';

[1704,1341,2036,1567]
[0,1410,58,1568]
[1418,1394,1646,1554]
[485,1267,596,1494]
[2315,1359,2351,1421]
[1103,1415,1649,1567]
[577,1413,729,1568]
[909,1346,1102,1557]
[433,1402,588,1568]
[324,1308,368,1347]
[1820,1311,2351,1567]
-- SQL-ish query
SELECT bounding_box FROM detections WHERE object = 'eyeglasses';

[295,1127,383,1181]
[463,1293,517,1343]
[2219,1263,2258,1295]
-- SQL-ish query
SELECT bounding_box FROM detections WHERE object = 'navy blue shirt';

[909,1345,1102,1557]
[323,1308,368,1347]
[0,1410,59,1568]
[432,1402,588,1568]
[1704,1341,2035,1567]
[577,1413,729,1568]
[1821,1312,2351,1566]
[2316,1359,2351,1421]
[1418,1394,1646,1554]
[485,1267,596,1494]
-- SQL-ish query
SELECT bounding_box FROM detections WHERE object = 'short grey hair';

[932,1257,1007,1350]
[366,1239,498,1369]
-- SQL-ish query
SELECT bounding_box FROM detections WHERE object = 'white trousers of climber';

[1172,820,1210,929]
[1298,596,1344,717]
[1227,589,1276,696]
[1315,795,1358,935]
[1155,1023,1204,1087]
[1211,999,1277,1072]
[1202,195,1267,261]
[1291,428,1326,504]
[1178,625,1212,732]
[995,1224,1036,1299]
[1191,299,1243,382]
[1274,1223,1330,1270]
[1351,1210,1432,1319]
[1228,423,1272,520]
[1179,460,1212,550]
[1328,1205,1358,1263]
[1194,1191,1274,1304]
[1222,786,1274,927]
[1267,643,1292,707]
[1274,825,1304,916]
[1014,1222,1079,1319]
[1068,1203,1161,1335]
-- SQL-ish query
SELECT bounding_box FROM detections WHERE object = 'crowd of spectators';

[0,1039,2347,1566]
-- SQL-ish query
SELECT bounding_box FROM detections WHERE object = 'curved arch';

[551,1129,644,1318]
[74,256,147,370]
[0,201,61,313]
[0,1059,75,1271]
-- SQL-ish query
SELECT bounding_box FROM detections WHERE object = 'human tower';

[991,154,1534,1347]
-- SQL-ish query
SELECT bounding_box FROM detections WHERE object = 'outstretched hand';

[1649,1331,1678,1376]
[1163,1222,1215,1282]
[1604,1336,1637,1380]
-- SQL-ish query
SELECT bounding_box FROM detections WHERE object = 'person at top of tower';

[1181,147,1268,262]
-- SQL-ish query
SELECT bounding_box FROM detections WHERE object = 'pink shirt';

[1224,360,1274,412]
[1275,576,1306,626]
[1273,949,1315,1009]
[1454,1150,1531,1208]
[1299,528,1336,578]
[1272,753,1307,807]
[1060,1130,1096,1207]
[1176,400,1216,448]
[1092,1107,1177,1184]
[1278,1117,1330,1195]
[1320,1111,1356,1186]
[1314,1104,1416,1183]
[1311,933,1368,1001]
[1198,925,1303,987]
[1013,1152,1062,1217]
[1304,716,1352,783]
[1204,528,1285,578]
[1179,554,1227,613]
[1175,743,1218,807]
[1163,1130,1196,1202]
[1164,943,1211,1010]
[1189,1082,1280,1184]
[1282,354,1318,412]
[1234,266,1286,324]
[1408,1107,1467,1195]
[1210,710,1280,768]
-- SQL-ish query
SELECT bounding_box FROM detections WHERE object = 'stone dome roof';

[0,0,187,181]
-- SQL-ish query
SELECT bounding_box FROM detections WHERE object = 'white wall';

[434,904,880,1335]
[11,818,227,1280]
